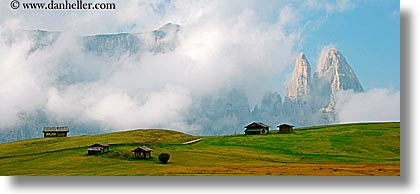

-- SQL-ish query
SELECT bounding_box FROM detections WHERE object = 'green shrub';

[158,153,170,164]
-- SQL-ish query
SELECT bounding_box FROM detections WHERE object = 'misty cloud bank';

[0,2,298,134]
[0,0,399,142]
[335,89,400,123]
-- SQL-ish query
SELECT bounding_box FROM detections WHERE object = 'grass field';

[0,122,400,176]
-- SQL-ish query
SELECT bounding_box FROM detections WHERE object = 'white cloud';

[0,0,365,133]
[0,1,300,132]
[81,85,192,130]
[278,4,298,27]
[335,89,400,123]
[302,0,356,13]
[0,29,47,128]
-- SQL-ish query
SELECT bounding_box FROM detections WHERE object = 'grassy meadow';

[0,122,400,176]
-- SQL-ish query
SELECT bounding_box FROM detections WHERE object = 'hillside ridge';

[0,122,400,176]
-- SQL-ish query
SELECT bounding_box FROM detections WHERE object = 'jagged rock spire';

[286,52,311,101]
[314,47,364,95]
[312,47,364,123]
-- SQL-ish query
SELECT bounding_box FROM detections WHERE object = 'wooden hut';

[42,126,69,137]
[88,143,110,155]
[244,122,270,135]
[132,146,153,159]
[277,124,294,133]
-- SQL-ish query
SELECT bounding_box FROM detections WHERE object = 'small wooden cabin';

[244,122,270,135]
[42,126,69,137]
[88,143,110,155]
[132,146,153,159]
[277,124,294,133]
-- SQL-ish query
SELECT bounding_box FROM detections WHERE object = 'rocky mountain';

[1,23,181,58]
[150,23,181,53]
[83,33,142,57]
[285,52,311,102]
[281,52,313,126]
[0,29,60,54]
[253,48,364,127]
[0,24,182,143]
[251,92,283,127]
[186,89,252,135]
[83,23,181,57]
[312,47,364,123]
[0,22,366,141]
[314,47,364,95]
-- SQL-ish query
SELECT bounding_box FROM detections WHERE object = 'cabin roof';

[244,128,266,132]
[42,126,69,132]
[132,146,153,152]
[244,122,270,128]
[88,147,103,151]
[277,123,294,127]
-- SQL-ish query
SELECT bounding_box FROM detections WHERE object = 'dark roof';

[244,122,270,128]
[88,147,103,151]
[42,126,69,132]
[277,124,294,127]
[244,128,266,132]
[132,146,153,152]
[89,143,109,147]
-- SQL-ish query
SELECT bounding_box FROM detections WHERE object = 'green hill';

[0,122,400,176]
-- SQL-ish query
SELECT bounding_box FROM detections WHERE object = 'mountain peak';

[315,47,363,93]
[286,52,311,101]
[296,52,310,67]
[317,47,342,73]
[155,23,181,33]
[327,47,338,54]
[298,52,305,58]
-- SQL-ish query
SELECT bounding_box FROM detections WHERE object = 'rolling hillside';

[0,122,400,176]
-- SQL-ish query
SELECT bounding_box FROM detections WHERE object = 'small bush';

[158,153,170,164]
